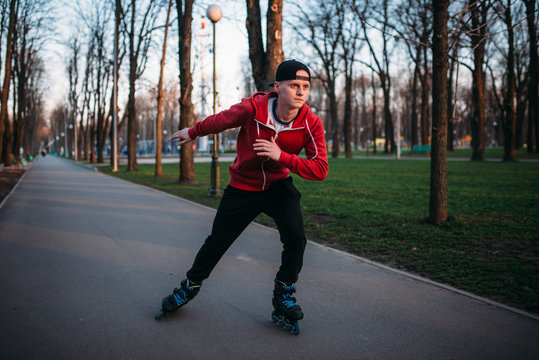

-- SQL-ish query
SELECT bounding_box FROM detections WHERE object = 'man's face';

[275,70,310,110]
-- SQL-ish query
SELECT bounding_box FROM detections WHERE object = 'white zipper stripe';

[261,159,268,190]
[306,120,318,159]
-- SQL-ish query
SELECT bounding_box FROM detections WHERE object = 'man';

[159,59,328,333]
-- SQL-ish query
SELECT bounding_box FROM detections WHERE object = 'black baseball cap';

[267,59,311,87]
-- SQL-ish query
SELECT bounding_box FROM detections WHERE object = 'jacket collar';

[251,91,311,129]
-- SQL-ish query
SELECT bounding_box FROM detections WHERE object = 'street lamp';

[207,4,222,197]
[111,0,120,172]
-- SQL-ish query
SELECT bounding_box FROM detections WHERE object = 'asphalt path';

[1,156,538,359]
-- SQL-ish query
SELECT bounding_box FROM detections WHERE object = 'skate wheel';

[155,310,165,320]
[271,311,278,323]
[284,318,300,334]
[291,321,300,335]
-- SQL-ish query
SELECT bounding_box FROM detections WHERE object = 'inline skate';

[155,278,200,320]
[271,280,303,335]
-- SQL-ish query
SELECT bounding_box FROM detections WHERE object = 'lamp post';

[207,4,222,197]
[111,0,120,172]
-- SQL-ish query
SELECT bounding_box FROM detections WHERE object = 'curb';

[0,166,30,211]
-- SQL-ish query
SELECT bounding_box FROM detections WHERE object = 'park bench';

[411,144,431,156]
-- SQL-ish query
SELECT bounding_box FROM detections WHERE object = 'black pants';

[186,177,306,285]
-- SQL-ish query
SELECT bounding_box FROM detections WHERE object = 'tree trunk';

[246,0,284,91]
[90,102,97,163]
[411,52,419,148]
[447,40,458,152]
[503,1,517,161]
[96,35,105,164]
[127,0,138,171]
[420,66,429,145]
[155,0,173,177]
[78,120,84,161]
[84,119,90,162]
[246,0,266,91]
[359,75,368,151]
[383,85,394,153]
[177,0,195,183]
[329,78,340,158]
[343,65,353,158]
[13,24,29,163]
[429,0,449,224]
[0,0,16,165]
[265,0,284,84]
[525,0,538,154]
[469,1,486,161]
[371,70,377,155]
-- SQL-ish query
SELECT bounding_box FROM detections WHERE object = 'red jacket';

[188,92,328,191]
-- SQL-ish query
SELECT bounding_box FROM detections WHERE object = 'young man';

[159,59,328,332]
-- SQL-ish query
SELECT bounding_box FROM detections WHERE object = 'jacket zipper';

[253,118,306,190]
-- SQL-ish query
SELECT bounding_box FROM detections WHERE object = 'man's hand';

[171,128,194,147]
[253,137,281,161]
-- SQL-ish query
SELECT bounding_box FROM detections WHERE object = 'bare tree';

[0,0,9,89]
[49,103,66,155]
[126,0,161,171]
[513,9,528,150]
[357,73,368,150]
[79,2,113,164]
[21,55,44,156]
[447,34,460,151]
[154,0,173,177]
[11,0,52,162]
[467,0,491,161]
[394,0,432,149]
[353,0,397,154]
[429,0,449,224]
[501,0,517,161]
[246,0,284,91]
[292,1,344,158]
[79,32,95,162]
[524,0,538,153]
[66,36,81,161]
[0,0,16,165]
[339,2,362,158]
[176,0,195,183]
[371,69,378,154]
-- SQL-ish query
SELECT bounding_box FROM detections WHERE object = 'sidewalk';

[1,156,538,359]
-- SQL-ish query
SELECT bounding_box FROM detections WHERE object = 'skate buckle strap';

[282,293,297,308]
[173,288,188,305]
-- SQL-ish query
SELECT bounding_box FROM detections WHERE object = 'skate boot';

[271,280,303,334]
[155,278,200,319]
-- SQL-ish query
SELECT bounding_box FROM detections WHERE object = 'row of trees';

[0,0,51,166]
[242,0,537,223]
[46,0,183,177]
[1,0,537,223]
[285,0,538,162]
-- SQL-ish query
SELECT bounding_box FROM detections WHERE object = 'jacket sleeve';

[278,117,329,181]
[188,97,254,139]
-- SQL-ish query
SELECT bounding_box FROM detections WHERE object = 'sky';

[43,0,270,117]
[42,0,402,122]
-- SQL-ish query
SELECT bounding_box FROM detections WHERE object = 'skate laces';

[173,288,189,305]
[172,280,199,306]
[281,284,297,308]
[282,293,297,308]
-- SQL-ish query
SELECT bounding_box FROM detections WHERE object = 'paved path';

[1,156,538,359]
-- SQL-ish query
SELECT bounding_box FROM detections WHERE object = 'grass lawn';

[351,146,539,160]
[98,157,539,314]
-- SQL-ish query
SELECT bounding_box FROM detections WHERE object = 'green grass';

[350,146,539,160]
[98,158,539,314]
